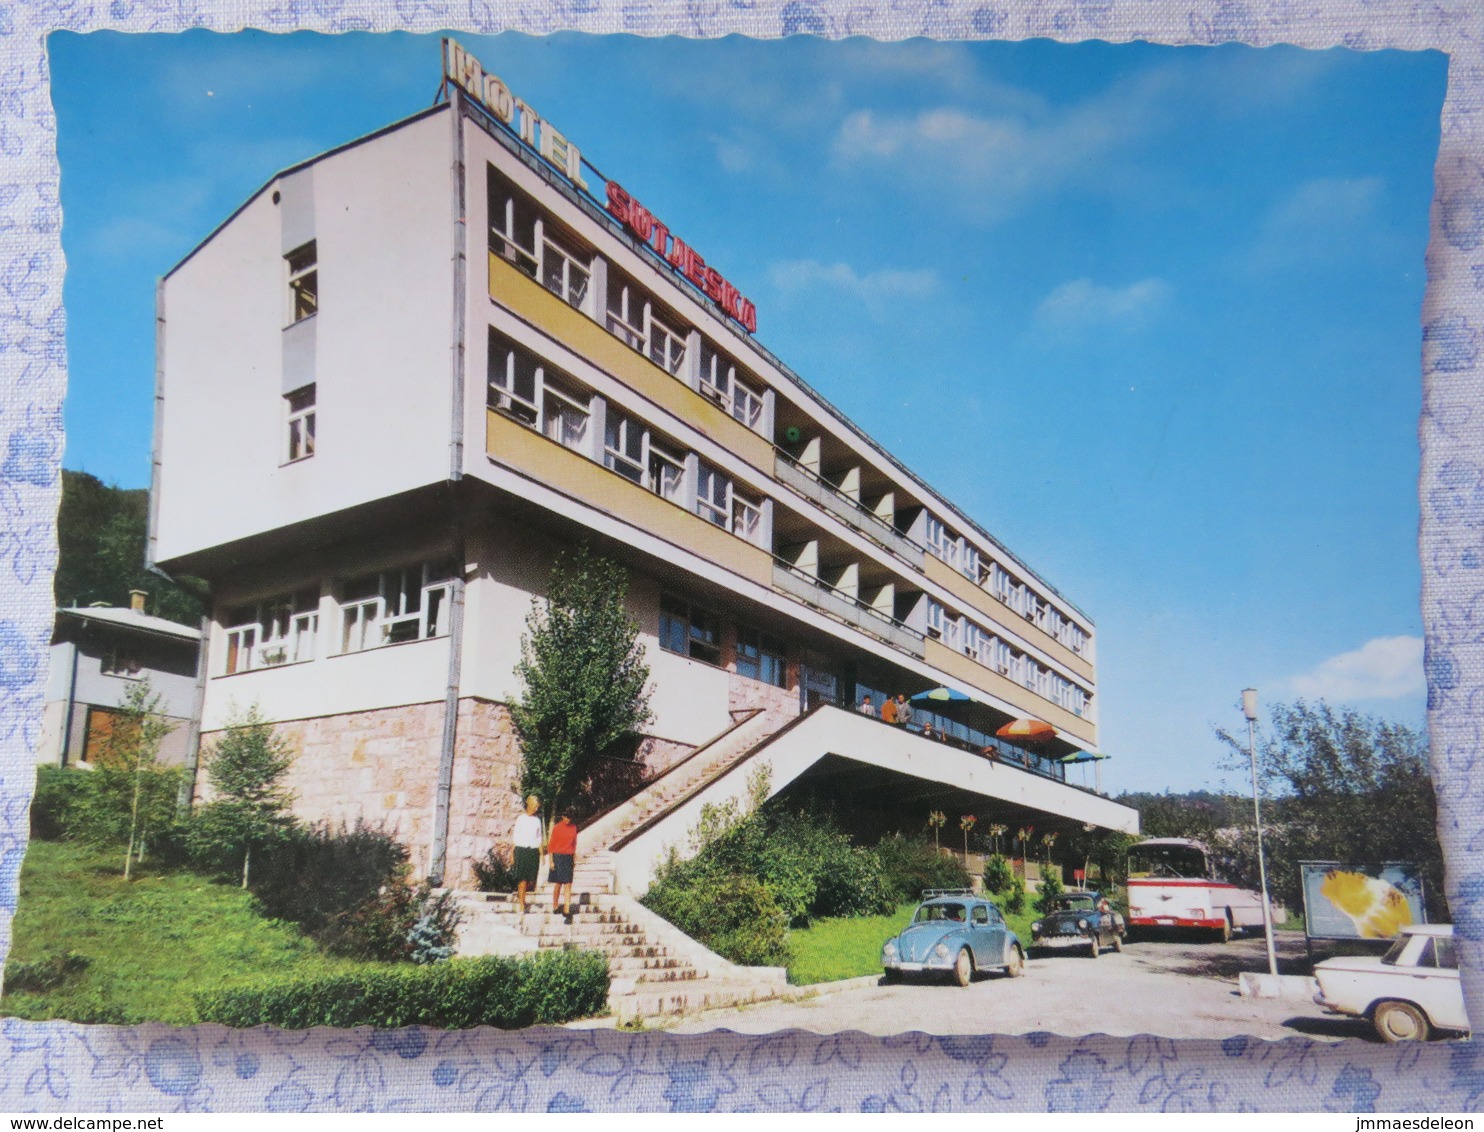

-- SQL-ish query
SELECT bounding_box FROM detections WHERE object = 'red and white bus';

[1126,838,1273,942]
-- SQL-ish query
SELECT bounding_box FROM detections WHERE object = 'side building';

[38,592,200,768]
[150,41,1137,890]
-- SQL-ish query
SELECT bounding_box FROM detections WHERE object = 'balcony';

[773,450,925,568]
[772,560,926,658]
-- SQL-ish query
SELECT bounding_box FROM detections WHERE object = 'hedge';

[194,950,609,1029]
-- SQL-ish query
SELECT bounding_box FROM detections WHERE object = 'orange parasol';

[995,718,1057,743]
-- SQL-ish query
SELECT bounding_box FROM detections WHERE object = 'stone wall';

[198,696,525,887]
[197,697,736,888]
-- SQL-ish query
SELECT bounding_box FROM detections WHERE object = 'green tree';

[1214,700,1441,911]
[55,470,205,625]
[511,546,652,821]
[73,677,178,878]
[191,705,297,887]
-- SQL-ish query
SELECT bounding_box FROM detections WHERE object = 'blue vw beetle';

[881,889,1027,986]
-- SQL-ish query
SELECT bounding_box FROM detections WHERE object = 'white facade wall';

[154,110,456,566]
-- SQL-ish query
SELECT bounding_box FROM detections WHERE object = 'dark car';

[1030,889,1126,958]
[882,890,1026,986]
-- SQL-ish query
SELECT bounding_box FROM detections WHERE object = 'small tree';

[926,810,946,851]
[511,546,652,822]
[192,705,296,887]
[74,677,177,879]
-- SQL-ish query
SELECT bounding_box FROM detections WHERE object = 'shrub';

[29,767,90,840]
[408,889,463,965]
[643,873,790,967]
[194,950,609,1029]
[871,834,970,903]
[472,846,519,893]
[1034,866,1066,915]
[1001,875,1027,916]
[982,853,1015,896]
[249,821,407,935]
[5,952,90,994]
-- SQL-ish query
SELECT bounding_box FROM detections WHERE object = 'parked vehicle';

[1030,889,1126,958]
[1126,837,1273,942]
[881,890,1026,986]
[1312,924,1468,1042]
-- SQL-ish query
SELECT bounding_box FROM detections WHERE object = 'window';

[540,229,591,311]
[736,627,786,687]
[992,563,1014,606]
[488,333,588,450]
[606,270,646,350]
[993,637,1013,676]
[606,267,689,375]
[698,341,731,408]
[488,334,541,426]
[699,341,766,431]
[731,378,765,430]
[100,646,142,678]
[224,588,320,674]
[926,599,947,641]
[339,561,454,654]
[659,592,721,665]
[648,441,686,503]
[696,461,730,528]
[603,410,645,484]
[541,380,590,453]
[925,514,959,568]
[731,491,763,543]
[286,241,317,323]
[961,542,981,582]
[964,621,989,662]
[648,310,688,376]
[942,611,963,652]
[285,384,316,463]
[488,169,538,278]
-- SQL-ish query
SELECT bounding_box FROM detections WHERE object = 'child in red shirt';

[547,811,578,922]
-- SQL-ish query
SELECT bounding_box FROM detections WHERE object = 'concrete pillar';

[838,466,861,503]
[800,436,822,475]
[587,393,607,465]
[588,255,608,324]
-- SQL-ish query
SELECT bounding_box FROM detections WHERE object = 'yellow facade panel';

[488,253,775,475]
[924,638,1096,747]
[923,555,1095,682]
[485,409,773,587]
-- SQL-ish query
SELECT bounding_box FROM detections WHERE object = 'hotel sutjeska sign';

[442,39,759,335]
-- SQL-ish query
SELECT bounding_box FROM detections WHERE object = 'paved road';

[667,930,1370,1041]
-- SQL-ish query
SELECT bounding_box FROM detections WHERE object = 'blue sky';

[48,31,1446,793]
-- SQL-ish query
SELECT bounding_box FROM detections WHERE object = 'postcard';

[4,22,1463,1065]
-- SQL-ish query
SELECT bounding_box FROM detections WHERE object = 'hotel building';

[149,42,1138,891]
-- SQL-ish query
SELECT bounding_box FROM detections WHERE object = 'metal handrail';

[773,447,925,549]
[771,557,925,639]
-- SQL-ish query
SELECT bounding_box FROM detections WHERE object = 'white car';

[1312,924,1469,1042]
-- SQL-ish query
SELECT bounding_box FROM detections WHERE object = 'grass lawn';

[2,840,387,1024]
[786,897,1043,985]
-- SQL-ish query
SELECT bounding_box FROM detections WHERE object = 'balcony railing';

[772,560,926,658]
[773,450,925,568]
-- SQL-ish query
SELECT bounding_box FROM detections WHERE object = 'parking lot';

[667,930,1373,1041]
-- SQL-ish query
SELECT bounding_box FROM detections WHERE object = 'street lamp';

[1242,688,1279,977]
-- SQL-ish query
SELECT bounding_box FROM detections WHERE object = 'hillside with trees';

[54,470,204,624]
[1117,702,1443,917]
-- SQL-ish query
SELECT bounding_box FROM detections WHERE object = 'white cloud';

[1286,636,1425,702]
[769,259,939,304]
[1034,277,1171,327]
[1242,176,1388,272]
[828,65,1175,222]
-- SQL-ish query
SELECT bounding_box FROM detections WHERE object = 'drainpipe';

[428,90,469,887]
[58,635,79,767]
[145,561,210,814]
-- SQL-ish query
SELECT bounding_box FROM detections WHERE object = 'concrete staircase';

[447,708,801,1021]
[578,708,783,863]
[452,888,790,1023]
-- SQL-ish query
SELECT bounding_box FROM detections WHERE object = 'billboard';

[1300,861,1428,941]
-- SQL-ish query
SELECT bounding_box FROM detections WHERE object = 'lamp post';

[1242,688,1279,977]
